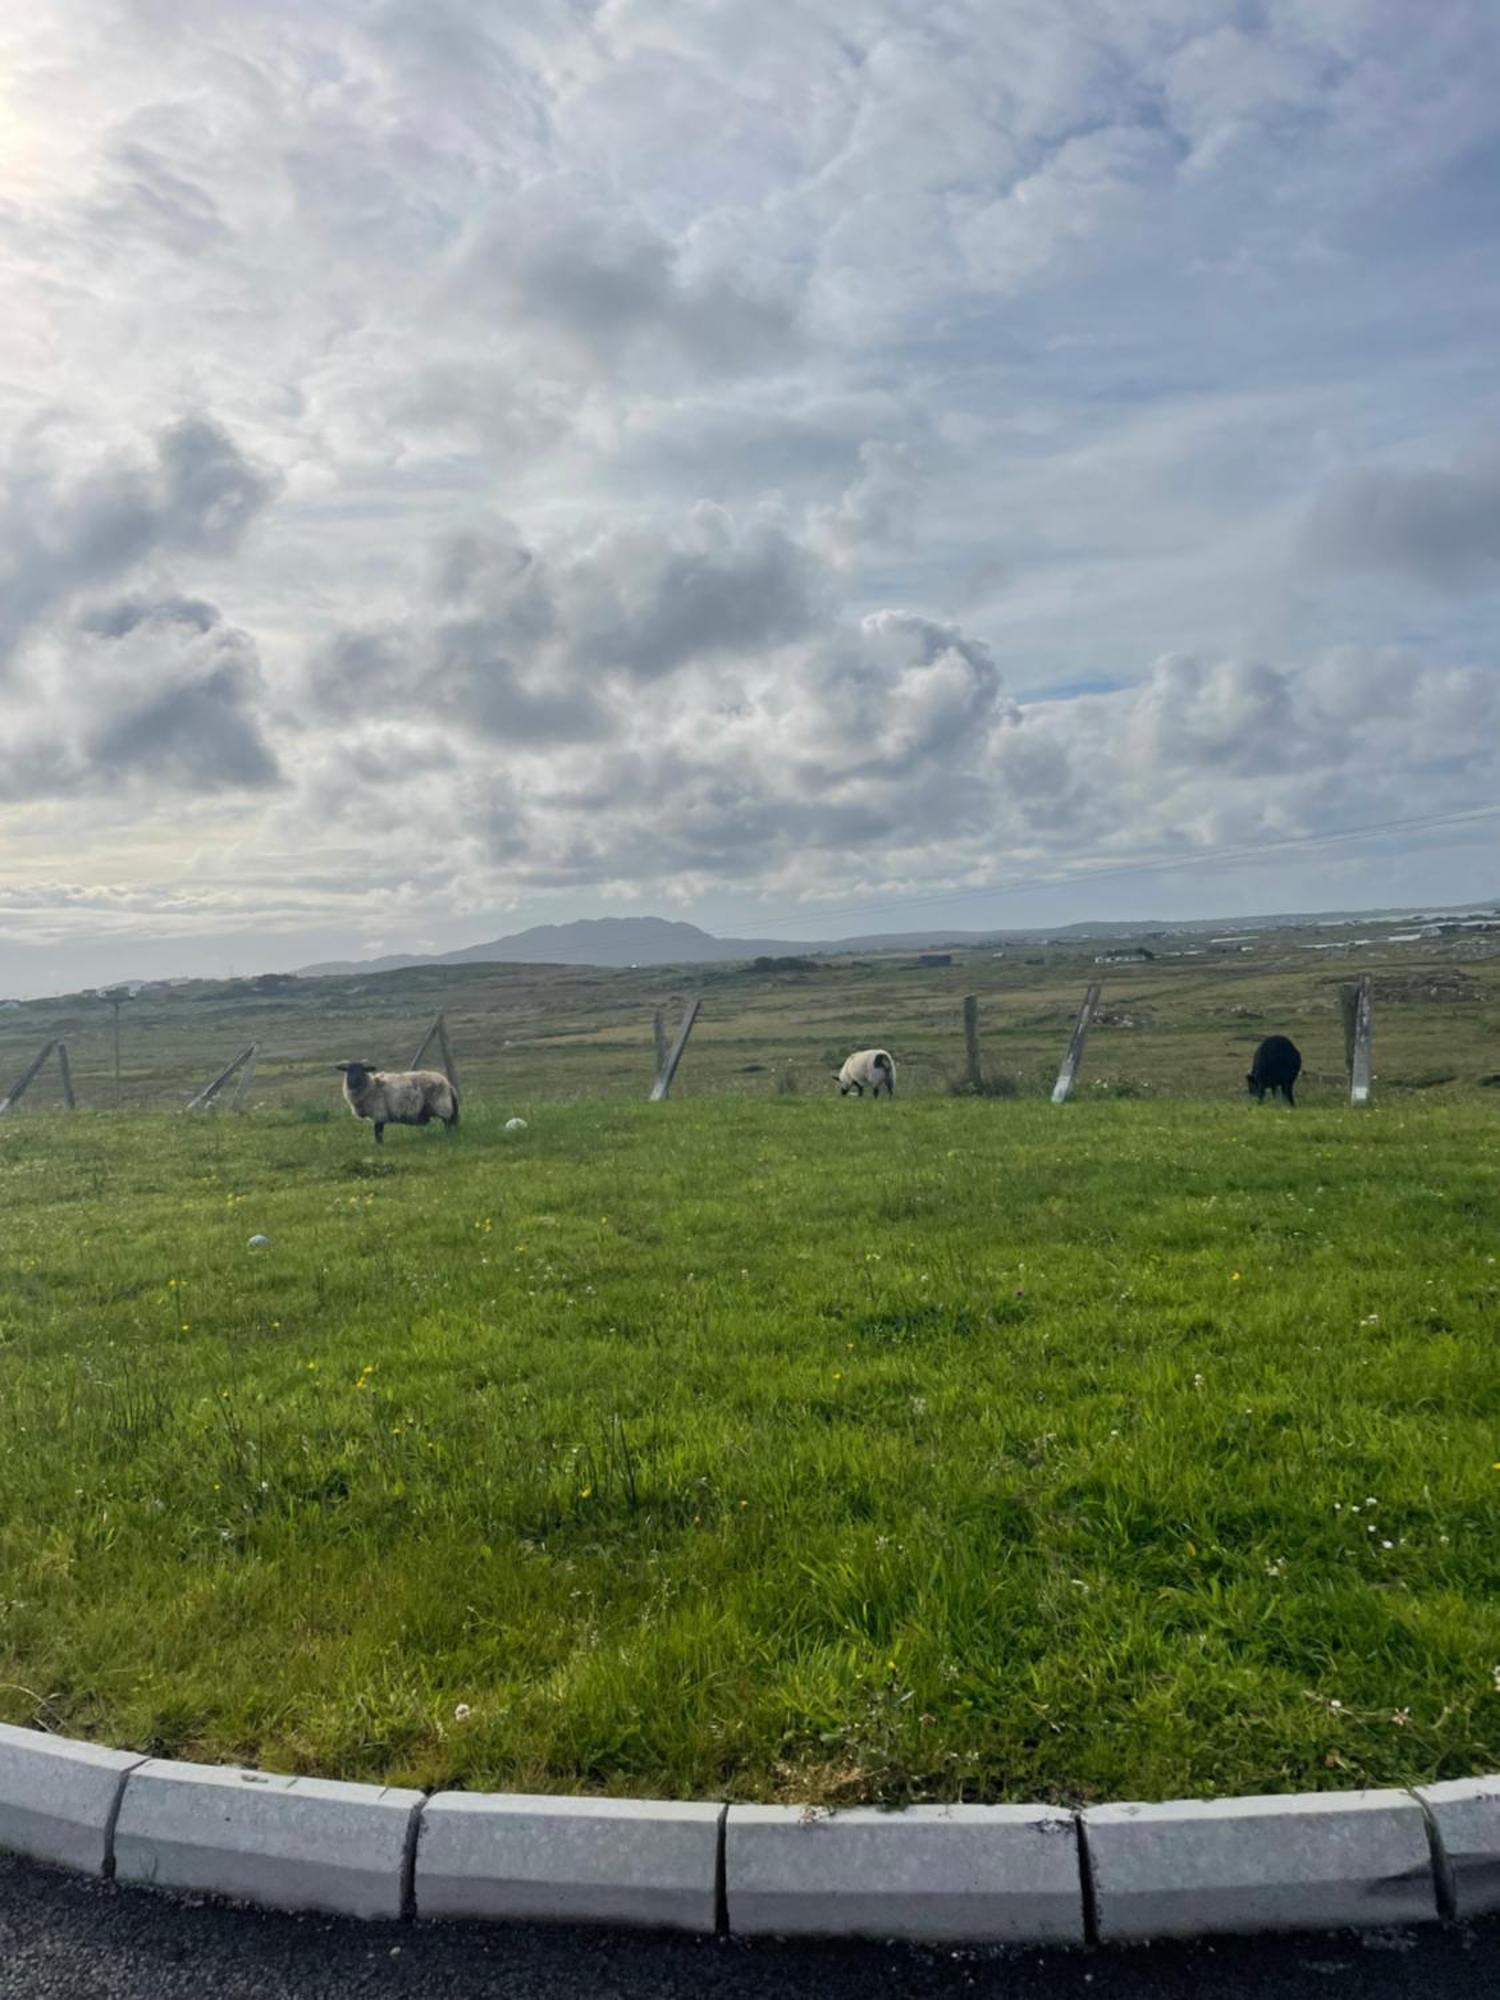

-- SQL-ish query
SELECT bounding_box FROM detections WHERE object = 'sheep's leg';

[373,1121,384,1145]
[1285,1082,1296,1107]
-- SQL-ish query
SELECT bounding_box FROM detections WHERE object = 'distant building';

[917,953,953,967]
[1094,947,1154,965]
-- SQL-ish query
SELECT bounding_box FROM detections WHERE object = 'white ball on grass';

[247,1234,270,1248]
[505,1117,528,1132]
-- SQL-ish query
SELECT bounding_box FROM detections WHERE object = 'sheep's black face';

[1245,1073,1257,1094]
[338,1061,373,1090]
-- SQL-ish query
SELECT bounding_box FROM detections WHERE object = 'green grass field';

[2,1095,1497,1807]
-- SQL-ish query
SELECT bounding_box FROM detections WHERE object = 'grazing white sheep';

[834,1048,896,1097]
[336,1061,459,1145]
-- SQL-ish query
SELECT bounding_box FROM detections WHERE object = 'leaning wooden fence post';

[1051,984,1101,1105]
[434,1015,461,1096]
[0,1040,58,1116]
[55,1042,76,1110]
[652,1008,668,1074]
[410,1011,442,1071]
[649,997,701,1102]
[962,994,982,1091]
[184,1043,257,1112]
[1337,981,1360,1078]
[229,1043,259,1112]
[1349,974,1373,1107]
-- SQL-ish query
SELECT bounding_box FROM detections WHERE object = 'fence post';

[55,1042,76,1110]
[435,1015,461,1096]
[1350,974,1373,1106]
[185,1043,257,1112]
[0,1040,58,1116]
[649,997,701,1101]
[1338,982,1360,1078]
[230,1044,259,1112]
[1051,984,1101,1105]
[962,995,982,1091]
[411,1012,442,1071]
[652,1008,668,1074]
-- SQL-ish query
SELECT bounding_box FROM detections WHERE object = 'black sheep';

[1246,1034,1302,1106]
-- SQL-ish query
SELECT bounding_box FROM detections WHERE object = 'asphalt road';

[1,1854,1497,2000]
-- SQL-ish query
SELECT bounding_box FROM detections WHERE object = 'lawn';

[1,1095,1497,1808]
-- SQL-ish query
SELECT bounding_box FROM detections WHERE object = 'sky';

[3,0,1500,995]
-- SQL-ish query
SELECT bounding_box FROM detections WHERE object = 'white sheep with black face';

[834,1048,896,1097]
[336,1061,460,1144]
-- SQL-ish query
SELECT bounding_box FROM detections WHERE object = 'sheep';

[834,1048,896,1097]
[1246,1035,1301,1106]
[336,1061,460,1144]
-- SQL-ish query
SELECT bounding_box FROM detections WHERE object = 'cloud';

[1,594,280,801]
[4,1,1500,987]
[0,418,279,674]
[810,442,924,566]
[296,499,1500,922]
[1306,450,1500,590]
[306,504,829,746]
[447,175,799,379]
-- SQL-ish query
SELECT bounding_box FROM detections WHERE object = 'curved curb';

[2,1724,1498,1945]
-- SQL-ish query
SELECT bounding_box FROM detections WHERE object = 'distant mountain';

[295,897,1500,978]
[297,915,1008,976]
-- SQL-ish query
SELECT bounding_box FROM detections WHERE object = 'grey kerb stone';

[724,1803,1085,1943]
[0,1722,146,1876]
[1084,1790,1439,1940]
[415,1793,723,1931]
[113,1759,422,1919]
[1417,1777,1500,1919]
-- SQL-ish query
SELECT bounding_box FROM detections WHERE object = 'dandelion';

[832,1370,843,1382]
[1231,1272,1242,1282]
[578,1487,591,1500]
